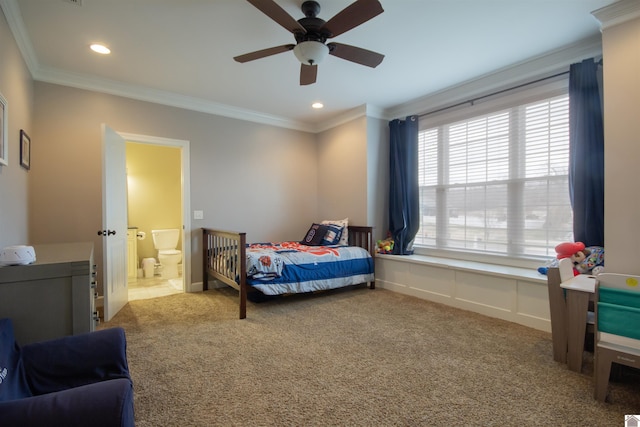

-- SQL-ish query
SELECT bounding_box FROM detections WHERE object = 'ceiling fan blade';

[234,44,295,63]
[300,64,318,85]
[327,42,384,68]
[246,0,306,34]
[322,0,384,38]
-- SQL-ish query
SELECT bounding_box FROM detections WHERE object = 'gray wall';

[30,82,318,286]
[8,4,637,296]
[0,9,34,247]
[366,116,389,241]
[1,1,379,291]
[316,117,368,225]
[600,13,640,274]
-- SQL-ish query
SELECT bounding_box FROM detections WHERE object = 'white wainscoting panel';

[516,279,551,331]
[375,255,550,332]
[455,271,513,311]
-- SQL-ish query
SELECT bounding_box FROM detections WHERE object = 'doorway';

[119,132,191,301]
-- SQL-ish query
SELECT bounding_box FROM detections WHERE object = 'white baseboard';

[189,281,203,293]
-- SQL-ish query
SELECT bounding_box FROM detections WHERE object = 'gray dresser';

[0,242,98,345]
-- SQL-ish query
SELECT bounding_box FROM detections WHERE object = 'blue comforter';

[246,242,374,295]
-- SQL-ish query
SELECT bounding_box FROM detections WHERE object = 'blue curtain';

[388,116,419,255]
[569,58,604,247]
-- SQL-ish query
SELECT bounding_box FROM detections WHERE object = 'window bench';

[375,254,550,332]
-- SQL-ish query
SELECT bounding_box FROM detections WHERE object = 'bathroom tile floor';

[128,275,183,301]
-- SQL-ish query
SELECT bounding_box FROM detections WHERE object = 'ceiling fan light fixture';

[293,41,329,66]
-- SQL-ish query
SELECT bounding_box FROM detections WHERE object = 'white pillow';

[321,218,349,246]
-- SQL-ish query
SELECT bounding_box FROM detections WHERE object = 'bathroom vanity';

[0,242,98,345]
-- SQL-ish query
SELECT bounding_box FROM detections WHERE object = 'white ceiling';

[2,0,615,132]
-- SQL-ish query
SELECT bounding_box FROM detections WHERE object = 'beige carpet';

[102,286,640,426]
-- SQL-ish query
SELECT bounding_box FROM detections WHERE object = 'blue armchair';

[0,318,134,427]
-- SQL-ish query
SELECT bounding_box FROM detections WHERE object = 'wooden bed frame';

[202,226,376,319]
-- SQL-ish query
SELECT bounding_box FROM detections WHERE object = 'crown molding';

[1,0,614,135]
[592,0,640,30]
[1,0,317,133]
[383,34,603,121]
[0,0,39,74]
[312,104,386,133]
[35,66,316,132]
[0,0,471,135]
[313,105,366,133]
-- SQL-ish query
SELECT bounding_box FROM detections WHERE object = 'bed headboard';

[347,225,375,259]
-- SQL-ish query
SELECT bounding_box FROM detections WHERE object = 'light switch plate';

[193,210,204,220]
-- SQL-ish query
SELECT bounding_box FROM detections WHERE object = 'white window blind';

[415,93,572,259]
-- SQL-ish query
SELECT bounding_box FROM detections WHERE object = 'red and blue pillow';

[301,223,344,246]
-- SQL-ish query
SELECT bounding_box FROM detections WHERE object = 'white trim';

[37,67,315,133]
[592,0,640,31]
[412,247,550,271]
[312,104,387,132]
[414,88,572,262]
[313,104,367,132]
[0,91,7,166]
[189,281,204,293]
[0,0,39,75]
[377,253,546,284]
[0,0,317,133]
[118,132,193,294]
[418,77,568,129]
[375,255,551,332]
[1,0,606,134]
[384,34,603,121]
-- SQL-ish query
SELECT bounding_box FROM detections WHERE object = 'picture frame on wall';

[20,129,30,170]
[0,91,7,166]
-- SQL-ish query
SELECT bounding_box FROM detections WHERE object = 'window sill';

[376,253,547,285]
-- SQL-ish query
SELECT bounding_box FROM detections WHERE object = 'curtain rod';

[418,70,570,119]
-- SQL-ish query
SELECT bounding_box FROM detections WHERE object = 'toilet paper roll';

[136,231,146,240]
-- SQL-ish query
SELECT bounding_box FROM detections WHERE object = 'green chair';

[593,272,640,402]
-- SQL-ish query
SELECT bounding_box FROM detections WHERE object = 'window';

[415,89,572,260]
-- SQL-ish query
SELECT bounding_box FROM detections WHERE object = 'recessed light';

[312,102,324,109]
[90,44,111,54]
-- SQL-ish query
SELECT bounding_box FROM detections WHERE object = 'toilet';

[151,229,182,279]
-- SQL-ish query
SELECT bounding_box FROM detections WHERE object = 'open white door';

[101,124,128,321]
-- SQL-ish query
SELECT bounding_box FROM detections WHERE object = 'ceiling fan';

[234,0,385,85]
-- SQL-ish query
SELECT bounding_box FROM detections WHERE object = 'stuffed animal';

[376,235,394,254]
[537,259,558,275]
[537,242,606,276]
[575,246,605,275]
[555,241,585,260]
[554,241,586,276]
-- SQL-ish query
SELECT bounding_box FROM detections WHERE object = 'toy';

[556,241,590,276]
[376,235,394,254]
[537,259,559,275]
[555,241,585,260]
[538,242,605,276]
[575,246,605,275]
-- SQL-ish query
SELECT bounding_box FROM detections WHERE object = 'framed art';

[20,129,30,170]
[0,91,7,166]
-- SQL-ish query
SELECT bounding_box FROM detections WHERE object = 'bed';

[202,224,375,319]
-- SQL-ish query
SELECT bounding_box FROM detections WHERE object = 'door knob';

[107,230,116,236]
[98,229,117,236]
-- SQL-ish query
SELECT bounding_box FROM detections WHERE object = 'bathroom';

[126,141,183,300]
